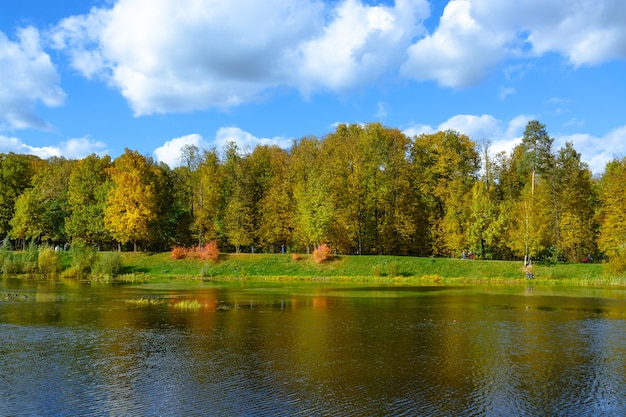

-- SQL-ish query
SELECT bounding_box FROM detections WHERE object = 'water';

[1,280,626,416]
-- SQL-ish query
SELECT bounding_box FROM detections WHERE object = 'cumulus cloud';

[215,127,292,153]
[153,134,210,168]
[154,128,293,167]
[0,27,65,129]
[44,0,626,114]
[0,135,107,159]
[49,0,428,115]
[559,126,626,174]
[401,0,626,87]
[405,112,621,175]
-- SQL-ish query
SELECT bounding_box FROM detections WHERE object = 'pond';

[1,279,626,416]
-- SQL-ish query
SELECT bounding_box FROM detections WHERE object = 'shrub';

[171,241,220,262]
[371,264,383,277]
[605,251,626,277]
[23,241,39,274]
[69,240,97,277]
[291,253,301,261]
[202,240,219,262]
[2,255,22,275]
[93,252,123,277]
[313,243,333,264]
[388,261,399,277]
[171,246,187,260]
[38,247,61,276]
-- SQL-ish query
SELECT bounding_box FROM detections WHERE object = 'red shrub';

[313,243,333,264]
[171,241,219,262]
[171,246,187,260]
[202,240,220,262]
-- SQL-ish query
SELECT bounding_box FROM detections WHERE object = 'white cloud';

[401,0,626,87]
[49,0,428,115]
[215,127,292,153]
[44,0,626,116]
[402,123,434,138]
[297,0,429,92]
[499,86,516,100]
[401,0,511,88]
[0,135,106,159]
[558,126,626,174]
[0,27,65,129]
[153,134,210,168]
[438,114,502,140]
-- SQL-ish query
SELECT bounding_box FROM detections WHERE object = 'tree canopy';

[0,121,618,262]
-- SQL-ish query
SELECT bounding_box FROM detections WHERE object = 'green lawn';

[118,252,612,286]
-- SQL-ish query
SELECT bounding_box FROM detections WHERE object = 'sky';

[0,0,625,175]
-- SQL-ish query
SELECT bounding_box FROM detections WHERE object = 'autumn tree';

[554,143,597,261]
[411,130,479,257]
[254,145,294,252]
[598,157,626,257]
[104,149,162,251]
[195,149,224,244]
[221,142,255,253]
[289,136,332,253]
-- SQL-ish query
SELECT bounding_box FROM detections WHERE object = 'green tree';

[0,153,43,238]
[10,157,74,245]
[66,154,112,247]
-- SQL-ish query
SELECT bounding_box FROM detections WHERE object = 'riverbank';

[116,252,617,287]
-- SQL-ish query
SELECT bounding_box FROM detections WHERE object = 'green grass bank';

[118,252,617,287]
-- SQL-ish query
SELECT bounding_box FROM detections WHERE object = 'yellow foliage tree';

[104,149,161,251]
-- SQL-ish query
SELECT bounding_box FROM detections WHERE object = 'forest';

[0,120,625,264]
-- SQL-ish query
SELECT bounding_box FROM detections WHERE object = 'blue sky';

[1,0,625,174]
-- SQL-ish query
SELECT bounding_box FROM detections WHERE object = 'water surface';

[1,280,626,416]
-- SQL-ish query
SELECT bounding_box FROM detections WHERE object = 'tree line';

[1,120,624,263]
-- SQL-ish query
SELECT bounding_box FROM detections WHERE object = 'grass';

[116,252,610,286]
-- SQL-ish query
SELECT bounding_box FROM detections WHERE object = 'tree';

[0,153,43,239]
[195,149,224,244]
[221,142,255,253]
[518,120,556,262]
[410,130,479,257]
[66,154,112,247]
[10,157,74,245]
[598,157,626,257]
[255,146,294,252]
[104,149,162,251]
[289,136,332,253]
[555,143,597,261]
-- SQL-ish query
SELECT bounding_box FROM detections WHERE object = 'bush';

[171,246,186,260]
[93,252,123,277]
[171,241,220,262]
[202,241,220,262]
[388,261,399,277]
[313,243,333,264]
[2,255,22,275]
[23,241,39,274]
[371,264,383,276]
[38,247,61,276]
[605,251,626,277]
[69,240,97,277]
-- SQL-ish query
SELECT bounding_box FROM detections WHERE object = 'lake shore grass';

[116,252,620,287]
